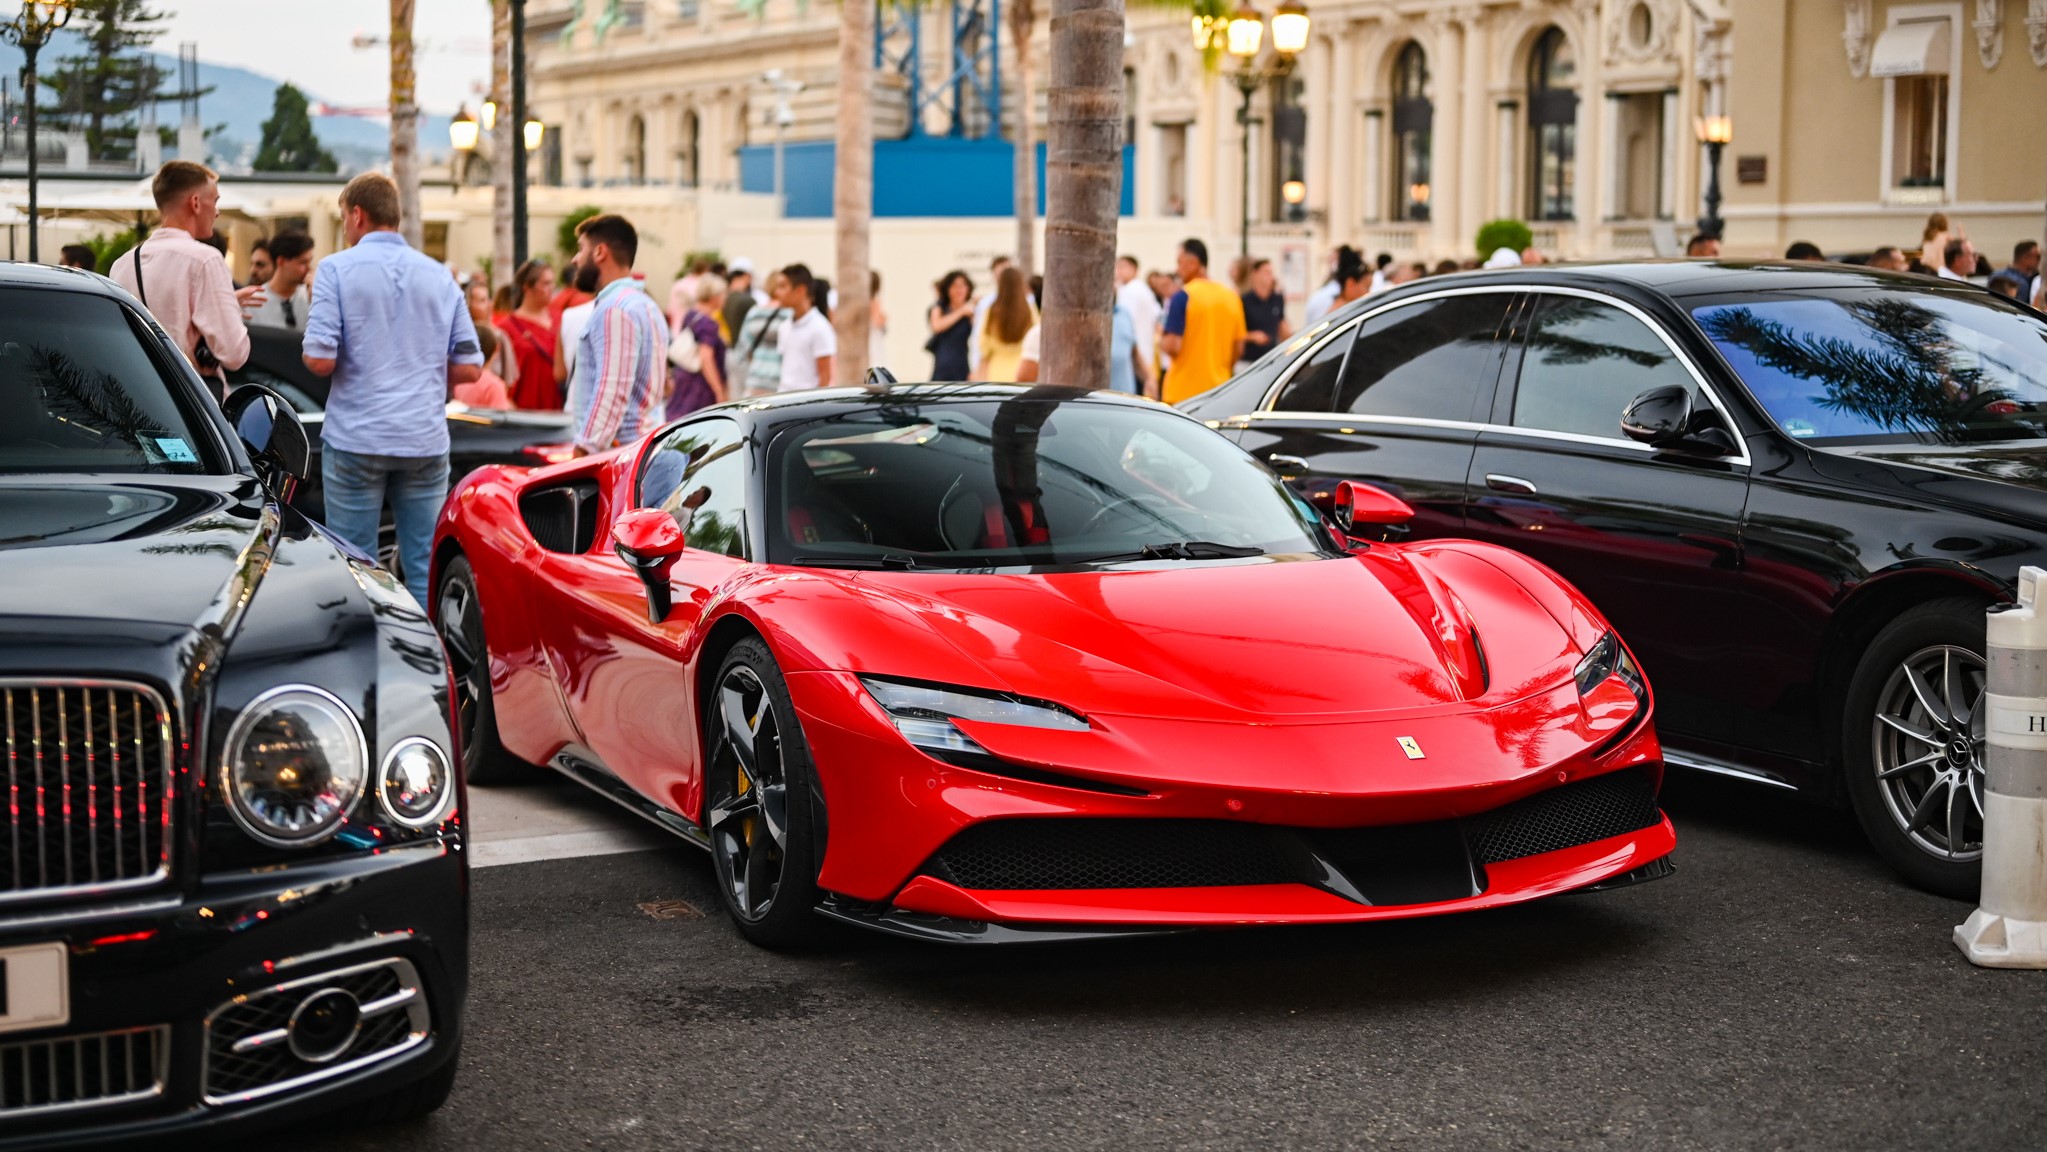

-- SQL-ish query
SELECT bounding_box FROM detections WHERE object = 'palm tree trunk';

[490,0,515,285]
[390,0,422,248]
[1009,0,1037,279]
[1038,0,1123,391]
[833,0,874,384]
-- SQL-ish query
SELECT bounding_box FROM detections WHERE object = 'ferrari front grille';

[0,681,174,903]
[916,768,1665,899]
[1465,768,1663,864]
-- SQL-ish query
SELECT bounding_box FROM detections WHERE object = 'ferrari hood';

[841,551,1578,723]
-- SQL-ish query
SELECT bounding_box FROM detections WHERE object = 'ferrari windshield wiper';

[1083,541,1267,563]
[789,553,929,570]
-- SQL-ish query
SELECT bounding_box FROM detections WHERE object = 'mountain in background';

[0,31,450,174]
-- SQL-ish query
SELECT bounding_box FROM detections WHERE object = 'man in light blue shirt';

[303,172,483,604]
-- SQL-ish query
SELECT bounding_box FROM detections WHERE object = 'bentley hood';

[822,546,1589,724]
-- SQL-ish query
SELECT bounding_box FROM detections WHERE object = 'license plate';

[0,943,68,1035]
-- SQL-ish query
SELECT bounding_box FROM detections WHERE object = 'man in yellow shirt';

[1158,238,1247,404]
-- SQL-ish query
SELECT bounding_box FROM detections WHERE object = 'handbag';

[668,310,703,372]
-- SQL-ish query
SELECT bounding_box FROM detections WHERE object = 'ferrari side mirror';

[613,508,688,623]
[1333,480,1415,537]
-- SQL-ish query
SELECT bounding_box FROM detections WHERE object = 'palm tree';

[834,0,875,384]
[490,0,515,283]
[1009,0,1039,280]
[390,0,422,248]
[1037,0,1125,390]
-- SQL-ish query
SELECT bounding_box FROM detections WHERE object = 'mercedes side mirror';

[222,383,309,502]
[1334,480,1415,544]
[613,508,688,624]
[1622,385,1740,457]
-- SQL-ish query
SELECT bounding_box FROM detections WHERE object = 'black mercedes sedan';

[229,323,574,576]
[1183,260,2047,897]
[0,264,465,1142]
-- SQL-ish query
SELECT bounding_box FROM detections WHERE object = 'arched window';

[1526,27,1578,221]
[678,109,700,187]
[1391,41,1432,222]
[625,113,647,186]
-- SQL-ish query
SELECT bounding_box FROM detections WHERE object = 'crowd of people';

[87,158,2047,608]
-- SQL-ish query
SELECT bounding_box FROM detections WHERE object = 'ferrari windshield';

[1692,286,2047,445]
[0,287,214,474]
[769,392,1332,569]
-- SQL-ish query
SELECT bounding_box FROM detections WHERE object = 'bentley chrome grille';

[0,681,174,902]
[0,1025,168,1117]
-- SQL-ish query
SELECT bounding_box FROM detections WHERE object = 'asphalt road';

[303,773,2046,1152]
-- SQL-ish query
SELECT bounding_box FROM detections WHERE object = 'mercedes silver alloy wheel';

[708,664,789,921]
[1870,644,1987,862]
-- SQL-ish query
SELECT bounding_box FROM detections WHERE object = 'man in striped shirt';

[567,214,668,457]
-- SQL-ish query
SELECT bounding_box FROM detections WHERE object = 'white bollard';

[1955,566,2047,968]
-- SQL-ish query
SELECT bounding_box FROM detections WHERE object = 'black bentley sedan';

[230,322,574,576]
[0,264,465,1141]
[1183,260,2047,897]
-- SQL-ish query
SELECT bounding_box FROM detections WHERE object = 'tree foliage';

[83,227,143,274]
[253,84,337,172]
[557,205,604,261]
[1475,219,1534,259]
[42,0,185,163]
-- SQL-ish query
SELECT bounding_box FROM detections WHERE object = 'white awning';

[1871,20,1951,78]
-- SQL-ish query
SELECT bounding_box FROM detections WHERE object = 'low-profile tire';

[1841,597,1989,899]
[703,637,828,949]
[346,1046,459,1126]
[434,555,534,787]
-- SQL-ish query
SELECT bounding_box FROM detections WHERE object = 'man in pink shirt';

[110,161,252,397]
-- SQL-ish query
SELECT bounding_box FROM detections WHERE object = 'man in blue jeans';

[302,172,482,605]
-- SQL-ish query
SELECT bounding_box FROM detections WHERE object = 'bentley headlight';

[222,685,367,847]
[378,737,455,828]
[1573,631,1646,706]
[861,677,1087,763]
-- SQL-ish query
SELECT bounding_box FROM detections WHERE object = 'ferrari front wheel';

[704,638,827,949]
[434,555,529,786]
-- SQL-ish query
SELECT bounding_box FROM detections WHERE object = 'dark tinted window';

[1335,293,1509,421]
[1513,295,1695,439]
[1693,288,2047,445]
[770,398,1329,569]
[1270,326,1350,411]
[638,418,748,558]
[0,288,213,474]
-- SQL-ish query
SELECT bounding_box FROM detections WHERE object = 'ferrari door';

[1462,289,1756,751]
[534,418,751,821]
[1232,289,1515,539]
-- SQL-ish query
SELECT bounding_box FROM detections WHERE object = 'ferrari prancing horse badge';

[1398,736,1425,760]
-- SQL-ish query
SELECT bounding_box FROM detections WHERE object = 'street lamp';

[449,105,479,185]
[1695,114,1732,241]
[523,119,545,153]
[511,0,530,265]
[2,0,76,264]
[1281,178,1306,222]
[1201,1,1307,260]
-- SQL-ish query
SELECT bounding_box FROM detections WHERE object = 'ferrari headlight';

[861,678,1088,760]
[377,737,456,828]
[1573,631,1646,705]
[221,685,367,848]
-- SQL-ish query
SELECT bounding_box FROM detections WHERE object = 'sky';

[151,0,493,116]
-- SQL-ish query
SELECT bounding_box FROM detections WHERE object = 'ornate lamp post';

[3,0,75,264]
[1695,114,1732,241]
[1197,0,1307,261]
[449,105,480,185]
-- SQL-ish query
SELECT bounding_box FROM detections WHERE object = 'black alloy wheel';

[1842,598,1989,899]
[704,638,826,948]
[434,556,528,786]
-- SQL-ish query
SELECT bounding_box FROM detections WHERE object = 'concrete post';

[1956,566,2047,968]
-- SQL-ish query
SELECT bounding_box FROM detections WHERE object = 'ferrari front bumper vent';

[916,767,1665,904]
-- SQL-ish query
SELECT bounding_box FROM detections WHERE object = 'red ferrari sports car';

[430,384,1675,946]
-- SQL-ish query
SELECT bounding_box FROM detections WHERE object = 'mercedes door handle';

[1268,454,1311,473]
[1485,473,1539,495]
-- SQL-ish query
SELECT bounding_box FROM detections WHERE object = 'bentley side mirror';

[612,508,688,624]
[1334,480,1415,543]
[222,383,309,503]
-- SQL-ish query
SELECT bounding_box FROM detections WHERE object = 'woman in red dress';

[498,260,562,410]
